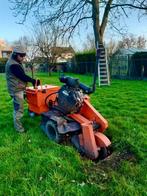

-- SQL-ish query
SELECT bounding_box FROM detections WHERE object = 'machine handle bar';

[59,76,93,94]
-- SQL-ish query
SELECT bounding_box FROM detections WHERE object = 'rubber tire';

[45,120,63,143]
[99,147,108,160]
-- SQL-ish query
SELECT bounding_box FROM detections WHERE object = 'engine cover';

[57,85,84,114]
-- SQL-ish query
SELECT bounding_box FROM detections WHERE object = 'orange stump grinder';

[26,76,111,160]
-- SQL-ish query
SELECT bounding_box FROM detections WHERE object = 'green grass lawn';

[0,72,147,195]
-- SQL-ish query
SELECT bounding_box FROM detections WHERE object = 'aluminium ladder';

[98,44,110,86]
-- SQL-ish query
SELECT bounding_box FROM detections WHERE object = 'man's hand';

[31,79,40,88]
[32,79,36,87]
[36,79,40,86]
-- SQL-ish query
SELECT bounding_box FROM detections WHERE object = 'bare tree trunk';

[92,0,101,47]
[48,64,51,76]
[92,0,112,86]
[31,67,34,78]
[30,64,34,78]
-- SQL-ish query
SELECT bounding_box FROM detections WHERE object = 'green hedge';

[0,58,8,73]
[72,50,96,74]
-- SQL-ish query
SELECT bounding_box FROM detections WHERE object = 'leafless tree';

[106,39,120,58]
[10,0,147,47]
[106,34,146,59]
[118,34,147,49]
[136,35,146,48]
[9,0,147,85]
[33,24,65,75]
[26,40,39,78]
[12,36,39,77]
[12,36,29,51]
[83,35,95,51]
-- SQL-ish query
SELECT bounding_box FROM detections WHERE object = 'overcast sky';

[0,0,147,50]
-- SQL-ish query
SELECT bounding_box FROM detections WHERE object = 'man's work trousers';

[12,91,24,132]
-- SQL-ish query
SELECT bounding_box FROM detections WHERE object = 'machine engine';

[57,85,84,114]
[57,76,92,114]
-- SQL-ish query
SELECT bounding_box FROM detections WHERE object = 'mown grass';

[0,72,147,195]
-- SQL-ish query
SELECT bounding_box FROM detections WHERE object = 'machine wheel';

[45,120,63,143]
[99,147,109,160]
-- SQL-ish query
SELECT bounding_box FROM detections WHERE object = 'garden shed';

[110,48,147,79]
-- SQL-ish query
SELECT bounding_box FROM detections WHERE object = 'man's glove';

[36,79,40,86]
[31,79,40,88]
[32,79,36,87]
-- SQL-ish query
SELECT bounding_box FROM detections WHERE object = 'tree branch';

[111,3,147,10]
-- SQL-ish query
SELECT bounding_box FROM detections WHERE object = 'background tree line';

[8,0,147,84]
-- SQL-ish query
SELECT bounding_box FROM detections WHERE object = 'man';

[5,46,40,133]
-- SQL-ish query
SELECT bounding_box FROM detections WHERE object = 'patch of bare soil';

[83,150,136,184]
[98,150,136,170]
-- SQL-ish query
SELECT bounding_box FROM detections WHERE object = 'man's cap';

[12,46,26,55]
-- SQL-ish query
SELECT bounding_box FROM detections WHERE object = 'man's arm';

[10,64,36,85]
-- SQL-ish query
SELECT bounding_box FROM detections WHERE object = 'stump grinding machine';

[26,76,111,160]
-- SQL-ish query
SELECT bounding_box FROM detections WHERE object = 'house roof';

[51,46,75,55]
[1,50,12,53]
[116,48,147,55]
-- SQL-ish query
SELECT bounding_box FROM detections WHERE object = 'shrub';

[71,50,96,74]
[0,58,8,73]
